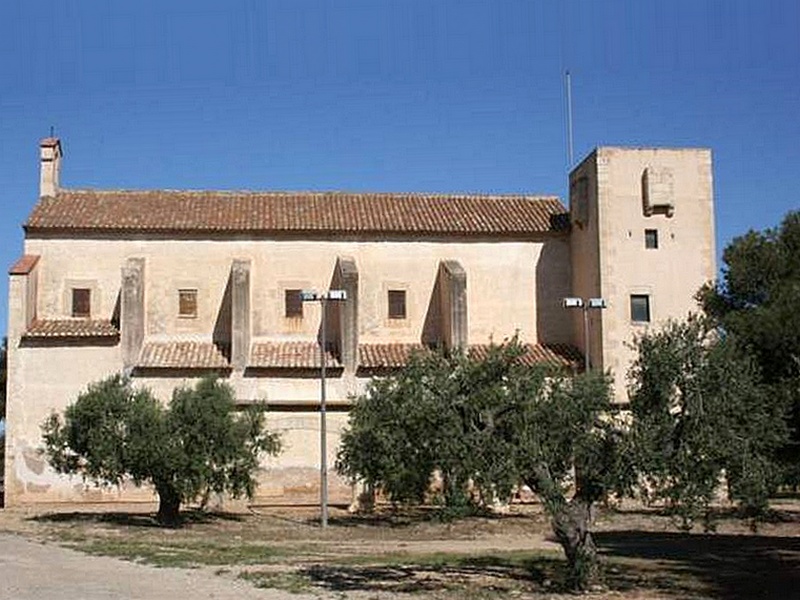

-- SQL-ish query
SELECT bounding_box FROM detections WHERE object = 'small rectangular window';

[388,290,407,319]
[630,294,651,323]
[645,229,659,249]
[285,289,303,318]
[178,289,198,318]
[72,288,91,318]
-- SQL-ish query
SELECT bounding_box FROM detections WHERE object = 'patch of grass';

[334,548,561,569]
[63,539,290,568]
[238,570,314,595]
[49,530,90,544]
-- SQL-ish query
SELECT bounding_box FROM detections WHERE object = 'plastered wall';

[5,233,571,505]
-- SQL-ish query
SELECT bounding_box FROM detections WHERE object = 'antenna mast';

[565,70,574,169]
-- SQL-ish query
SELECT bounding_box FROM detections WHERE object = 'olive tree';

[629,316,788,527]
[337,340,630,590]
[42,375,281,524]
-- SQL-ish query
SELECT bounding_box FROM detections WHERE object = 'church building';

[3,138,715,507]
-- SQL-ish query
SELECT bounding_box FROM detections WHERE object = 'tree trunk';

[156,484,182,526]
[551,498,599,591]
[526,469,601,591]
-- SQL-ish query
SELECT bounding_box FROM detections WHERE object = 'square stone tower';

[569,147,715,401]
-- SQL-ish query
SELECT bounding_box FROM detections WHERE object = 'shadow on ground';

[325,507,528,529]
[595,530,800,600]
[298,530,800,598]
[299,555,561,595]
[30,509,243,528]
[606,504,800,525]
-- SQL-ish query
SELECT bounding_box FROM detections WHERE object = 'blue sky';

[0,0,798,334]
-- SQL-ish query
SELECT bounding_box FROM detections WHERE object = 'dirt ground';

[0,531,306,600]
[1,499,800,599]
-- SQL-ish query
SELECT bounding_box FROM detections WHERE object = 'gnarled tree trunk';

[155,482,182,526]
[550,497,599,590]
[527,470,600,591]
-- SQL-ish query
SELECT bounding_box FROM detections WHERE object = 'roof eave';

[24,226,570,239]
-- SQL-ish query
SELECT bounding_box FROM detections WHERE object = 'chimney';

[39,137,62,197]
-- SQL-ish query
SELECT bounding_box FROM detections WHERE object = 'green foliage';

[699,210,800,485]
[337,341,552,509]
[42,376,151,485]
[42,375,281,524]
[629,317,788,527]
[498,368,632,507]
[337,350,449,505]
[337,338,628,590]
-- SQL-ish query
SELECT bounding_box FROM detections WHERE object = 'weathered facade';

[3,138,715,507]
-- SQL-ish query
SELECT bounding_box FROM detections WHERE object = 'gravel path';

[0,533,310,600]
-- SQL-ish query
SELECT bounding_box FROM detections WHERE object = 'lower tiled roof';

[250,341,341,369]
[138,341,229,369]
[358,343,429,369]
[468,343,583,369]
[358,342,582,370]
[24,319,119,339]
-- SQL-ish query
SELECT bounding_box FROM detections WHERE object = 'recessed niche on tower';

[641,166,675,217]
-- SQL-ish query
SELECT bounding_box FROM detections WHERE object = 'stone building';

[3,138,714,507]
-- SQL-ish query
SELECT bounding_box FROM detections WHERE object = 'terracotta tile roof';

[357,342,582,370]
[9,254,40,275]
[138,341,229,369]
[250,341,341,369]
[358,343,429,369]
[468,343,583,369]
[25,190,568,236]
[24,319,119,338]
